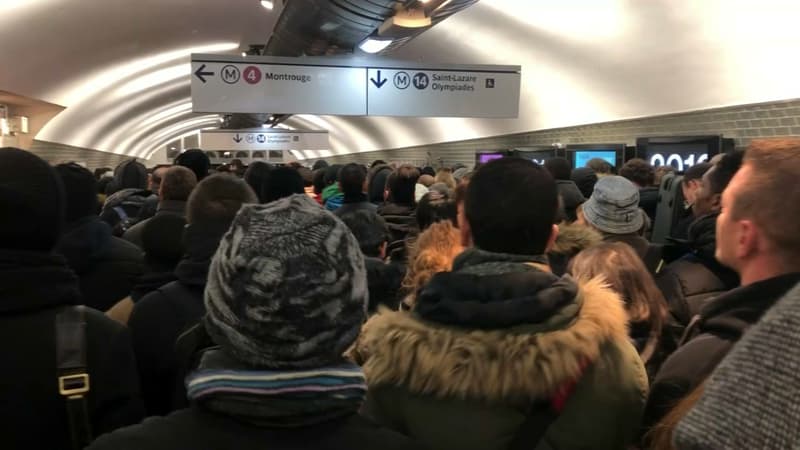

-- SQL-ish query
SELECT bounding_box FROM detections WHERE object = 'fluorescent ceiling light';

[359,38,393,54]
[261,0,274,10]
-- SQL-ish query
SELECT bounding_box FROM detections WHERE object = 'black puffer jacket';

[87,407,423,450]
[639,186,660,223]
[656,213,740,326]
[55,216,144,312]
[643,272,800,438]
[0,250,144,449]
[128,221,230,416]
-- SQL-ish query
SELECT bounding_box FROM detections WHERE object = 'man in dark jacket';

[0,148,144,449]
[377,164,420,260]
[670,162,712,241]
[338,209,404,312]
[643,139,800,439]
[89,195,420,450]
[54,163,144,312]
[358,158,646,450]
[620,158,659,223]
[123,166,197,248]
[544,157,585,222]
[335,163,377,217]
[656,152,743,327]
[99,159,151,236]
[128,174,257,416]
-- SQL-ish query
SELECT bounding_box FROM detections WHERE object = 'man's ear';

[545,224,560,253]
[379,242,388,260]
[736,220,758,260]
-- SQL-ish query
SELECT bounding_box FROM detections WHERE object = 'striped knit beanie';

[204,194,368,369]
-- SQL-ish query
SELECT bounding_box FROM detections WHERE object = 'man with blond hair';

[642,139,800,439]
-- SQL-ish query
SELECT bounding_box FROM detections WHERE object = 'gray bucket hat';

[582,175,644,235]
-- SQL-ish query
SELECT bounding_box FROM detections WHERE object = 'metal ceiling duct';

[222,0,480,130]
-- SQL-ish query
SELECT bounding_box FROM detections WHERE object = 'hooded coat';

[555,180,585,222]
[358,248,648,450]
[99,160,150,236]
[546,222,603,277]
[55,216,144,311]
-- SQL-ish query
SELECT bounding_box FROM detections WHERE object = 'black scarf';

[415,248,579,329]
[0,249,81,314]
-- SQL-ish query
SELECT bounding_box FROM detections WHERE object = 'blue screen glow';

[574,150,616,168]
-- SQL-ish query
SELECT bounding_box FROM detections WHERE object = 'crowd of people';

[1,138,800,449]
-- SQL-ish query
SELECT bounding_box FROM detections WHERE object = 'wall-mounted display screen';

[511,147,558,166]
[476,152,506,164]
[574,150,617,168]
[565,144,625,169]
[636,136,724,171]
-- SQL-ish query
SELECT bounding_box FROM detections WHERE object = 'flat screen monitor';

[510,147,558,166]
[636,136,724,172]
[565,144,625,169]
[476,151,506,164]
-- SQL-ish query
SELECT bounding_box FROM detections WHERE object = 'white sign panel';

[191,54,521,118]
[366,68,519,117]
[200,129,329,151]
[192,60,366,115]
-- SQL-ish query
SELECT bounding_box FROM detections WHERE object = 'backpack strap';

[56,306,93,450]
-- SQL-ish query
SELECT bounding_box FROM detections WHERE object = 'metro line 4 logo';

[243,66,262,84]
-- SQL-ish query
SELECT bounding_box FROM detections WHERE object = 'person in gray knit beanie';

[204,194,368,369]
[673,281,800,449]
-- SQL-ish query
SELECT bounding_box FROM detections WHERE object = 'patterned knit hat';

[204,194,368,369]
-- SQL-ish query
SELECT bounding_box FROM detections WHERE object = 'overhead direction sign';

[191,54,520,118]
[200,129,329,151]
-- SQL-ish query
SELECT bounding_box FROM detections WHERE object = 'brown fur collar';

[359,277,629,402]
[549,222,603,256]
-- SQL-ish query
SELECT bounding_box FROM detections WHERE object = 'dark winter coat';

[642,272,800,435]
[358,249,647,450]
[364,257,405,313]
[377,203,418,262]
[55,216,145,312]
[603,232,663,274]
[555,180,586,222]
[334,194,378,217]
[639,186,660,223]
[87,407,423,450]
[123,200,187,249]
[656,213,740,327]
[99,188,152,236]
[128,221,230,416]
[0,250,145,449]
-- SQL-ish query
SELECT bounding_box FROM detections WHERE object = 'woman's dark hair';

[244,161,272,203]
[313,169,327,195]
[263,167,305,203]
[367,165,392,204]
[417,191,457,231]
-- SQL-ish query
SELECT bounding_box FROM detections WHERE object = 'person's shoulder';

[105,235,144,260]
[333,415,425,450]
[84,305,128,336]
[87,410,196,450]
[653,332,729,387]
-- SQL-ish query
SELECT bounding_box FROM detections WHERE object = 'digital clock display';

[643,143,709,171]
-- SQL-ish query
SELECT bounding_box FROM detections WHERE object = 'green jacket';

[359,277,648,450]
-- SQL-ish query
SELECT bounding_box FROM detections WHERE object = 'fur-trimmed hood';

[359,277,629,403]
[549,222,603,256]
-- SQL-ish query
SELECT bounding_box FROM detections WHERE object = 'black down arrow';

[233,134,242,143]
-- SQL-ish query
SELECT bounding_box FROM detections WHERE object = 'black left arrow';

[194,64,214,83]
[233,134,242,143]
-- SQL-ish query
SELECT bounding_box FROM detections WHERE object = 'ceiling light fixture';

[241,52,247,57]
[261,0,274,10]
[358,38,393,54]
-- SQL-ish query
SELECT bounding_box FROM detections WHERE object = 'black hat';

[0,148,65,251]
[175,149,211,181]
[55,163,98,223]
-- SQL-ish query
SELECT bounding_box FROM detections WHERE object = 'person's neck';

[739,255,800,286]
